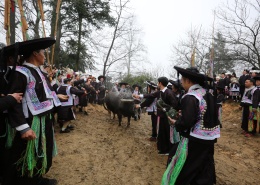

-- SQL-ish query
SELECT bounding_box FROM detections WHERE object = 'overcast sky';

[129,0,225,74]
[0,0,228,77]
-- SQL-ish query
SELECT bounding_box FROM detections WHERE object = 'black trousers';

[240,86,245,100]
[149,113,157,138]
[0,114,7,183]
[3,114,54,185]
[241,105,249,131]
[175,140,216,185]
[157,116,171,153]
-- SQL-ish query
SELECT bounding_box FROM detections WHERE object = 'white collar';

[188,84,202,92]
[23,62,40,69]
[161,87,167,92]
[246,86,255,91]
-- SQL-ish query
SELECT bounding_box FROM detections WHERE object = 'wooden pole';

[4,0,9,30]
[38,0,50,65]
[209,10,216,78]
[51,0,62,67]
[17,0,28,41]
[4,0,11,45]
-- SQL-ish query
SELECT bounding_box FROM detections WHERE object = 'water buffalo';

[104,87,135,127]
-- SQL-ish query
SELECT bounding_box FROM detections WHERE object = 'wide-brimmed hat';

[132,84,141,89]
[119,82,128,86]
[174,66,212,84]
[144,80,157,89]
[98,75,106,81]
[0,42,23,66]
[19,37,55,57]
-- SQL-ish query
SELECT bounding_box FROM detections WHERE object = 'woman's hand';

[57,94,69,101]
[168,116,176,125]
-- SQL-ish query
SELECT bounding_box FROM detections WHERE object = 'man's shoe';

[67,125,75,130]
[38,178,58,185]
[84,111,88,115]
[60,128,70,133]
[158,151,169,155]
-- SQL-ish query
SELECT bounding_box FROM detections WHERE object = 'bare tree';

[216,0,260,68]
[170,27,211,73]
[99,0,131,76]
[121,15,147,76]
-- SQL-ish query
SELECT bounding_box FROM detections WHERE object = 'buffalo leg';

[118,114,122,126]
[113,113,116,119]
[127,116,131,127]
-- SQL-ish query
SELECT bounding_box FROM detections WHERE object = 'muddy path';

[46,103,260,185]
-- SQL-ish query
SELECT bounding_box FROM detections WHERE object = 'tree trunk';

[76,15,82,72]
[54,15,62,67]
[103,4,123,76]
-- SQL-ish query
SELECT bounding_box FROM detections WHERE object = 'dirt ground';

[46,102,260,185]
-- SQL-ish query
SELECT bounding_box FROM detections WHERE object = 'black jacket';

[0,95,17,112]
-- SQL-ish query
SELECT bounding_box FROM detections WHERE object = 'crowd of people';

[215,69,260,137]
[0,37,116,185]
[0,37,259,185]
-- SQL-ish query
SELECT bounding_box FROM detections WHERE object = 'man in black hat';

[119,82,128,93]
[90,76,98,104]
[4,38,60,185]
[97,75,106,105]
[141,81,158,141]
[239,69,250,100]
[168,79,184,109]
[134,77,178,155]
[162,66,220,185]
[0,43,25,184]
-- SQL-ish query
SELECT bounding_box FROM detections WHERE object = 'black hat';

[19,37,55,57]
[169,80,180,89]
[119,82,128,86]
[174,66,212,84]
[244,69,249,73]
[144,81,157,89]
[64,78,72,84]
[253,75,260,81]
[98,75,106,81]
[132,84,141,89]
[167,84,172,90]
